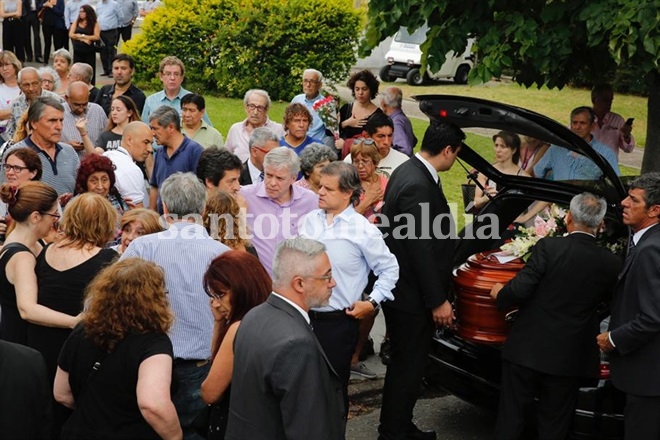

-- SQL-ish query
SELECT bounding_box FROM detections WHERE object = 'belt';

[6,17,20,22]
[173,358,209,367]
[309,309,350,320]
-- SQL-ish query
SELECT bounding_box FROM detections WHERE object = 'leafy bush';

[124,0,363,100]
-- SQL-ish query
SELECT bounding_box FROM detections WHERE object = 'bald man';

[61,81,108,155]
[103,121,154,208]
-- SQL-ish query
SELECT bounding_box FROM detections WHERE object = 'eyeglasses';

[303,270,333,282]
[3,164,30,173]
[41,79,54,84]
[204,283,229,300]
[246,103,267,113]
[253,146,270,154]
[356,138,375,146]
[39,211,61,219]
[354,159,373,167]
[161,72,182,78]
[302,79,319,85]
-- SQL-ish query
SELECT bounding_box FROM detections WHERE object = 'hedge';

[124,0,364,100]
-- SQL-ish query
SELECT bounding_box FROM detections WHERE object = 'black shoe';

[406,425,436,440]
[36,56,44,63]
[25,56,33,62]
[379,337,392,365]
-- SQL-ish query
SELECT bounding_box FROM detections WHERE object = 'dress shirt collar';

[415,152,439,184]
[271,291,310,324]
[569,230,596,238]
[255,181,304,205]
[247,158,262,183]
[632,222,658,245]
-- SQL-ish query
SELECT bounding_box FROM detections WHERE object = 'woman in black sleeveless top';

[68,4,101,85]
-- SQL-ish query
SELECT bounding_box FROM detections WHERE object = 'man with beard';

[94,54,146,116]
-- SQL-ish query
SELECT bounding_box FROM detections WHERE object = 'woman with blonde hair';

[114,208,165,254]
[28,192,119,438]
[203,189,257,257]
[54,258,182,439]
[0,182,78,345]
[0,50,21,141]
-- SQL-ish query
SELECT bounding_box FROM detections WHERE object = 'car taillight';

[598,361,611,380]
[439,109,448,118]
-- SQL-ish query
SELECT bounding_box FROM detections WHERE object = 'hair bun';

[0,184,19,206]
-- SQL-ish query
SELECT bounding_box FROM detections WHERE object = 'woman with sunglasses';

[0,181,78,346]
[199,251,271,439]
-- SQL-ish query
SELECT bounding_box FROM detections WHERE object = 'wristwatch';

[367,297,380,311]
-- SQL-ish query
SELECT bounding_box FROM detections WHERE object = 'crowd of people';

[0,30,655,440]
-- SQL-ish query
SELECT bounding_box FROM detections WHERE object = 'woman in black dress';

[68,4,100,85]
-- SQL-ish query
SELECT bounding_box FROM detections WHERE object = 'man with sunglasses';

[225,89,284,162]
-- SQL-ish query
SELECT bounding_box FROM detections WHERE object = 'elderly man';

[241,147,317,276]
[490,192,622,440]
[103,121,152,208]
[591,83,635,157]
[279,103,321,155]
[68,62,99,100]
[141,56,212,126]
[96,0,124,77]
[597,173,660,439]
[181,93,223,148]
[149,105,204,213]
[226,237,345,440]
[225,89,284,162]
[534,106,620,181]
[239,126,279,185]
[344,112,408,177]
[122,172,228,440]
[6,67,62,139]
[3,97,80,194]
[61,81,108,155]
[291,68,333,146]
[380,86,417,156]
[94,54,146,115]
[196,147,242,197]
[300,161,398,412]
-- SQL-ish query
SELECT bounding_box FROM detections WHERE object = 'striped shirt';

[121,222,229,360]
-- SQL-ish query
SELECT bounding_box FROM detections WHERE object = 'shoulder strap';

[0,242,33,261]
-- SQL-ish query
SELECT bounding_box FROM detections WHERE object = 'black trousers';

[23,12,42,60]
[119,24,133,43]
[100,29,119,74]
[3,18,25,61]
[378,306,434,439]
[311,312,358,414]
[494,360,579,440]
[42,24,67,61]
[73,50,97,86]
[624,393,660,440]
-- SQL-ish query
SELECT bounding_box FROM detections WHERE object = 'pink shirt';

[592,111,635,157]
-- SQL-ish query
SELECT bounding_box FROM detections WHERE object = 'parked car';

[415,95,628,439]
[379,24,475,86]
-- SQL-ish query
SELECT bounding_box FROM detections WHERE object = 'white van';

[379,24,475,85]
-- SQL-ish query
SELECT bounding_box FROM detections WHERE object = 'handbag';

[93,39,106,52]
[191,391,230,440]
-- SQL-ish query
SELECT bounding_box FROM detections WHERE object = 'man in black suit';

[239,126,279,185]
[378,122,465,440]
[491,192,622,440]
[597,172,660,440]
[226,236,346,440]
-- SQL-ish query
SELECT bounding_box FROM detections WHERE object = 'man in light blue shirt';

[291,68,334,148]
[121,172,228,439]
[142,56,213,126]
[96,0,124,76]
[64,0,88,31]
[118,0,139,42]
[300,161,399,410]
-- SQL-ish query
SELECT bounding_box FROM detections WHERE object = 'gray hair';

[70,62,93,84]
[569,192,607,229]
[320,161,363,206]
[302,68,323,83]
[149,105,181,131]
[18,67,40,83]
[570,106,595,124]
[160,172,206,216]
[272,236,326,289]
[263,147,300,178]
[27,96,64,130]
[249,126,279,149]
[381,86,403,109]
[52,48,72,65]
[299,143,336,179]
[37,66,60,91]
[243,89,272,109]
[629,172,660,208]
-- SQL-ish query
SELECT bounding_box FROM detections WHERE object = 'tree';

[361,0,660,172]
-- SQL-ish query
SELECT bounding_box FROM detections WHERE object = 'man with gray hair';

[490,192,622,440]
[380,86,417,156]
[225,89,284,162]
[122,172,229,440]
[241,147,318,276]
[300,161,398,409]
[239,126,279,185]
[148,105,204,213]
[227,236,345,439]
[291,68,334,147]
[6,67,62,139]
[68,63,99,101]
[3,97,79,194]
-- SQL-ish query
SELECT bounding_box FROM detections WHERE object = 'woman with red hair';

[199,251,271,439]
[74,154,129,214]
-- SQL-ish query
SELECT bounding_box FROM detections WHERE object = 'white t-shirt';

[344,147,409,177]
[0,83,20,139]
[104,147,148,206]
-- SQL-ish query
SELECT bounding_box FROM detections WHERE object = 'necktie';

[259,171,264,182]
[626,233,636,262]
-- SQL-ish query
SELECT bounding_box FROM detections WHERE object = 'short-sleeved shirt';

[96,130,122,151]
[291,93,326,141]
[141,87,212,126]
[61,102,108,150]
[225,118,284,162]
[279,135,320,156]
[186,120,224,149]
[58,325,174,439]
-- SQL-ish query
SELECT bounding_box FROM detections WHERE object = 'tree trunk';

[642,71,660,173]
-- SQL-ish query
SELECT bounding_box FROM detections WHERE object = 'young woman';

[69,4,100,84]
[96,96,141,151]
[0,51,21,141]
